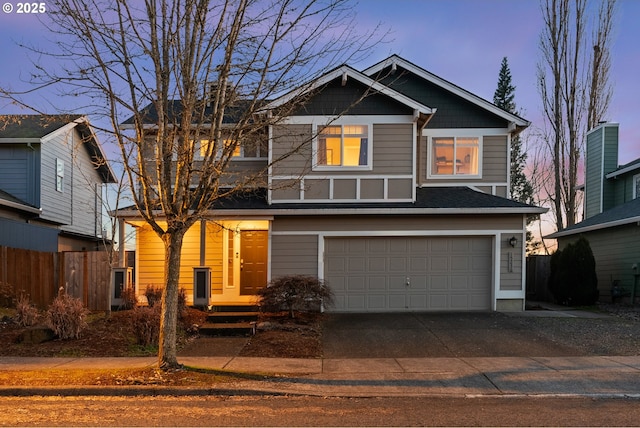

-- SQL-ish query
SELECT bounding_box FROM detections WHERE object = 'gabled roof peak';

[363,54,529,130]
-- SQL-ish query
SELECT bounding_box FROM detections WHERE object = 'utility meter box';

[111,267,133,308]
[193,267,211,306]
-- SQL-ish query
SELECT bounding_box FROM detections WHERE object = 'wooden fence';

[526,255,553,302]
[0,246,111,311]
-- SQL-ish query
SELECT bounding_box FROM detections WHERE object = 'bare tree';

[537,0,616,231]
[15,0,381,369]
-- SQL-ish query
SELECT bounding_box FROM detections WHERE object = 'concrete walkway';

[2,354,640,397]
[2,304,639,398]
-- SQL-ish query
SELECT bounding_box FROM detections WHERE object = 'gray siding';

[419,134,508,189]
[376,68,509,129]
[482,136,508,182]
[559,224,640,300]
[500,233,523,291]
[0,217,59,252]
[40,129,73,225]
[585,124,619,218]
[271,124,313,177]
[371,124,413,175]
[272,214,523,233]
[271,234,318,277]
[0,144,40,206]
[40,127,103,237]
[271,123,414,202]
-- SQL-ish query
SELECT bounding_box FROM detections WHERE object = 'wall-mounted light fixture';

[509,236,518,248]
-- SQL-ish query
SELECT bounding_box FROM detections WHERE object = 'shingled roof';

[548,197,640,238]
[117,187,544,217]
[0,115,82,139]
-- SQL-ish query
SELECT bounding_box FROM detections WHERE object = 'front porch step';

[199,322,256,336]
[210,304,260,313]
[207,311,259,323]
[198,304,260,336]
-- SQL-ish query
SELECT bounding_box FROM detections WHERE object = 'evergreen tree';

[494,57,537,252]
[493,57,534,206]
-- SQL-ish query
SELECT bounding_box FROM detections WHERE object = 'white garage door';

[325,236,492,312]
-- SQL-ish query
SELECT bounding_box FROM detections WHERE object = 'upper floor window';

[316,125,369,168]
[193,138,266,159]
[634,174,640,199]
[430,136,480,177]
[55,158,64,192]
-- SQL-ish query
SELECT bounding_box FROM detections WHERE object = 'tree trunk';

[158,229,186,370]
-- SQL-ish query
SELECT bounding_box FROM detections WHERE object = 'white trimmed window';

[634,174,640,199]
[316,124,369,168]
[55,158,64,192]
[429,136,480,177]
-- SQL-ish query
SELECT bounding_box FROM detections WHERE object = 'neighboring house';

[548,122,640,301]
[0,115,116,252]
[118,55,545,312]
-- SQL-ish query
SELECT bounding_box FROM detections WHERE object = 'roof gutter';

[0,199,42,215]
[114,206,547,220]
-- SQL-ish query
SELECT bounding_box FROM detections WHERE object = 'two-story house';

[117,55,545,312]
[0,115,116,252]
[548,122,640,301]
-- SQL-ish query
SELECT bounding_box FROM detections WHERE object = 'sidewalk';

[2,354,640,397]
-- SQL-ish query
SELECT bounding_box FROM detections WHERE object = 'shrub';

[119,286,138,310]
[46,288,89,339]
[144,285,163,307]
[548,236,599,306]
[0,281,15,308]
[131,305,161,347]
[258,275,334,318]
[15,293,39,327]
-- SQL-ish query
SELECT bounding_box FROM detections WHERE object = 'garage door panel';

[388,295,406,310]
[389,257,407,271]
[326,236,492,312]
[430,257,449,271]
[368,295,387,310]
[347,276,366,291]
[430,275,448,290]
[450,276,469,290]
[451,256,469,271]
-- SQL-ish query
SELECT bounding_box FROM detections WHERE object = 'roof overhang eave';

[0,199,42,215]
[114,206,546,219]
[546,216,640,239]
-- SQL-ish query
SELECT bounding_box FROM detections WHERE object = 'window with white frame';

[634,174,640,199]
[55,158,64,192]
[430,136,480,176]
[316,125,369,168]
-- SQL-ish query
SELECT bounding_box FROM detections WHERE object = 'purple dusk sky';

[1,0,639,165]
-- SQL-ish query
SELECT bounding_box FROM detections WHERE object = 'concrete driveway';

[321,311,585,358]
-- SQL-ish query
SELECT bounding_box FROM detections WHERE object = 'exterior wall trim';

[280,115,417,125]
[272,174,414,203]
